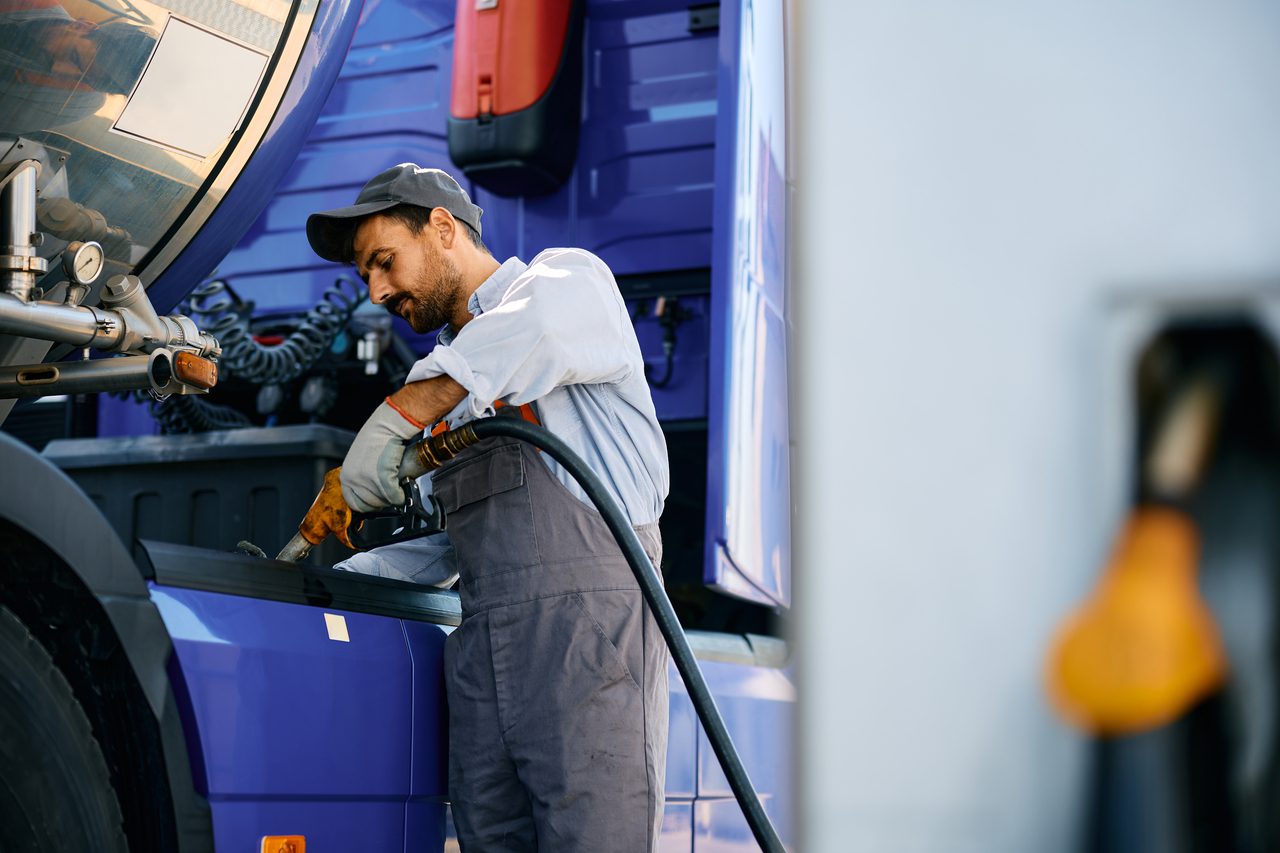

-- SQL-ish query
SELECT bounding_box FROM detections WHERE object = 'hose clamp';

[0,254,47,274]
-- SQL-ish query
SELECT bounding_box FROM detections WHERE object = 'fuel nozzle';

[277,467,358,563]
[1046,366,1228,735]
[277,425,485,563]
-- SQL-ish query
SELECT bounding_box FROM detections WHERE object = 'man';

[0,0,158,134]
[306,163,671,851]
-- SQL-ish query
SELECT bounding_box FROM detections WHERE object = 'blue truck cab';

[0,0,793,850]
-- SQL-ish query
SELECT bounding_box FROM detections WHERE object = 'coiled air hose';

[149,393,252,434]
[186,276,364,386]
[139,276,366,434]
[281,417,787,852]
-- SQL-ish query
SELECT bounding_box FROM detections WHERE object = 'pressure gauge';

[62,241,105,286]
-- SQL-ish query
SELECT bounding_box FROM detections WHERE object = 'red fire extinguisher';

[448,0,586,197]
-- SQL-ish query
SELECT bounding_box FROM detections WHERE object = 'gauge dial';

[62,241,105,286]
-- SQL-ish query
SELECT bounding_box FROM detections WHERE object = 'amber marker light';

[261,836,305,853]
[174,351,218,390]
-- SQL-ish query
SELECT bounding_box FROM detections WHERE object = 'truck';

[0,0,794,849]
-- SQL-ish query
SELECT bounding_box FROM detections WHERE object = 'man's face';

[353,214,464,334]
[42,22,99,81]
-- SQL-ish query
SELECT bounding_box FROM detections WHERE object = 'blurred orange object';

[1046,506,1227,735]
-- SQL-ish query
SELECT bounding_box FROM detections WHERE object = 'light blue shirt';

[334,248,669,585]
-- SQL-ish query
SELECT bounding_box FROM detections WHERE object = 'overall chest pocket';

[433,443,540,578]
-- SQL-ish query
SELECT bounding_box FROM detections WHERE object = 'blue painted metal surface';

[659,802,695,852]
[151,584,450,851]
[208,0,457,318]
[216,0,725,288]
[665,665,700,802]
[98,396,160,438]
[473,0,719,424]
[146,0,366,315]
[705,0,792,608]
[403,620,451,798]
[696,655,793,824]
[405,619,450,851]
[667,654,795,851]
[633,294,712,422]
[476,0,720,278]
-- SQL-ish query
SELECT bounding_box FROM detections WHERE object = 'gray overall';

[432,424,669,852]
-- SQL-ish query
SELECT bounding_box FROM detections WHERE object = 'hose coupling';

[414,424,479,473]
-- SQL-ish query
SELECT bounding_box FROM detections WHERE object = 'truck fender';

[0,430,213,852]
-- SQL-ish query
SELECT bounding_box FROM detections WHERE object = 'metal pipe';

[37,197,133,260]
[0,349,175,399]
[1,161,48,301]
[98,274,220,358]
[0,292,123,349]
[0,286,221,359]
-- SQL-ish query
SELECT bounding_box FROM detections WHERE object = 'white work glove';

[340,400,425,513]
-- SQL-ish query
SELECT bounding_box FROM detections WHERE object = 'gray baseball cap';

[306,164,484,262]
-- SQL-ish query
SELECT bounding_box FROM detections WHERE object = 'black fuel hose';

[412,417,786,853]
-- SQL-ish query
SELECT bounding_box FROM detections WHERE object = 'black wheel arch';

[0,431,213,852]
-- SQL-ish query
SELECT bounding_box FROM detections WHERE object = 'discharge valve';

[0,269,221,400]
[0,157,221,400]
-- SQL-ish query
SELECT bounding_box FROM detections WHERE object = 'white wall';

[794,3,1280,851]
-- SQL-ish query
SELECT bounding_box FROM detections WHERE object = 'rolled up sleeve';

[405,249,638,423]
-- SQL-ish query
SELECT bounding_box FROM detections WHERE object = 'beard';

[393,248,465,333]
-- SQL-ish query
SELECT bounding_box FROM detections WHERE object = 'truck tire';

[0,604,128,852]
